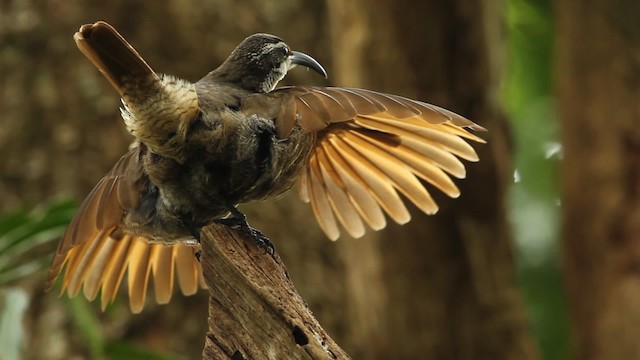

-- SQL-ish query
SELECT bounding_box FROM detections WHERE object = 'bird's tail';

[74,21,156,96]
[75,21,199,160]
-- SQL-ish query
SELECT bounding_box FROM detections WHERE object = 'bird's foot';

[181,216,202,243]
[216,206,275,256]
[246,225,275,256]
[181,215,203,262]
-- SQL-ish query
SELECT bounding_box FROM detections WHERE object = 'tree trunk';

[558,1,640,359]
[199,225,349,359]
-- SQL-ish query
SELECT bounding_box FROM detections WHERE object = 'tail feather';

[74,21,156,96]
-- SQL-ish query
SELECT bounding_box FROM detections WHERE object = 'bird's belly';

[139,122,313,233]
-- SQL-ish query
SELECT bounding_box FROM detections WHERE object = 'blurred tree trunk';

[0,0,537,359]
[558,1,640,359]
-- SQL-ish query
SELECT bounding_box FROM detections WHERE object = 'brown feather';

[349,89,420,119]
[100,235,131,310]
[74,21,156,95]
[298,168,311,203]
[47,144,206,312]
[327,133,411,224]
[361,114,480,161]
[310,88,358,121]
[295,97,329,132]
[99,235,133,310]
[95,177,124,230]
[64,230,102,297]
[307,154,341,240]
[275,95,297,138]
[127,237,152,313]
[319,142,386,230]
[345,131,438,215]
[81,235,117,301]
[279,86,485,239]
[299,90,354,124]
[440,122,487,142]
[69,183,102,249]
[316,146,366,238]
[353,117,467,178]
[337,88,388,114]
[47,150,139,287]
[273,86,481,145]
[174,244,200,296]
[150,244,175,304]
[365,137,461,198]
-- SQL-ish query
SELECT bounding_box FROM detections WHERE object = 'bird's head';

[208,33,327,93]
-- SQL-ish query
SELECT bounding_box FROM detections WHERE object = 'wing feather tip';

[465,153,480,162]
[181,287,198,296]
[469,124,488,132]
[327,230,340,241]
[451,167,467,179]
[130,302,144,314]
[425,207,439,216]
[396,213,411,225]
[346,227,366,240]
[156,296,172,305]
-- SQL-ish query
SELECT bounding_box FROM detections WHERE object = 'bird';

[46,21,486,313]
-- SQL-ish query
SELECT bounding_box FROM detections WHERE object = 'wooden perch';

[199,224,350,360]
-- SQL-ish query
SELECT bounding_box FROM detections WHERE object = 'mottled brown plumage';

[46,21,486,313]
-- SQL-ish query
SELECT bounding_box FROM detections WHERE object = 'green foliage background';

[505,0,569,359]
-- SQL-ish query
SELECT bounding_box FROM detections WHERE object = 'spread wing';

[45,144,205,313]
[270,86,486,240]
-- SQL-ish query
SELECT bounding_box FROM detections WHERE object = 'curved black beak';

[290,51,328,79]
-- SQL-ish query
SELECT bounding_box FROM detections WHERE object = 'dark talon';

[251,227,275,256]
[195,250,202,262]
[191,228,201,243]
[182,214,202,243]
[216,205,276,256]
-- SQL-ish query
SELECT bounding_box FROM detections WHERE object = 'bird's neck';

[203,61,284,94]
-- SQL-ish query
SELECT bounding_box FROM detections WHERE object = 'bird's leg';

[216,205,275,256]
[181,215,202,262]
[186,223,202,243]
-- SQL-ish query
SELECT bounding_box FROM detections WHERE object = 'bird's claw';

[250,227,275,256]
[216,211,276,256]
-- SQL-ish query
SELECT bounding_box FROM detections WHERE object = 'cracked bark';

[199,225,350,360]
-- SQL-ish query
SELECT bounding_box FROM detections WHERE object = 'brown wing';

[270,86,486,240]
[45,144,205,313]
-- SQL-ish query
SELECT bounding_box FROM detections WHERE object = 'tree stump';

[199,224,350,359]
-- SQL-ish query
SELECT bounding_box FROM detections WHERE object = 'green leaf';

[0,198,76,286]
[66,296,106,359]
[0,287,30,360]
[505,0,569,359]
